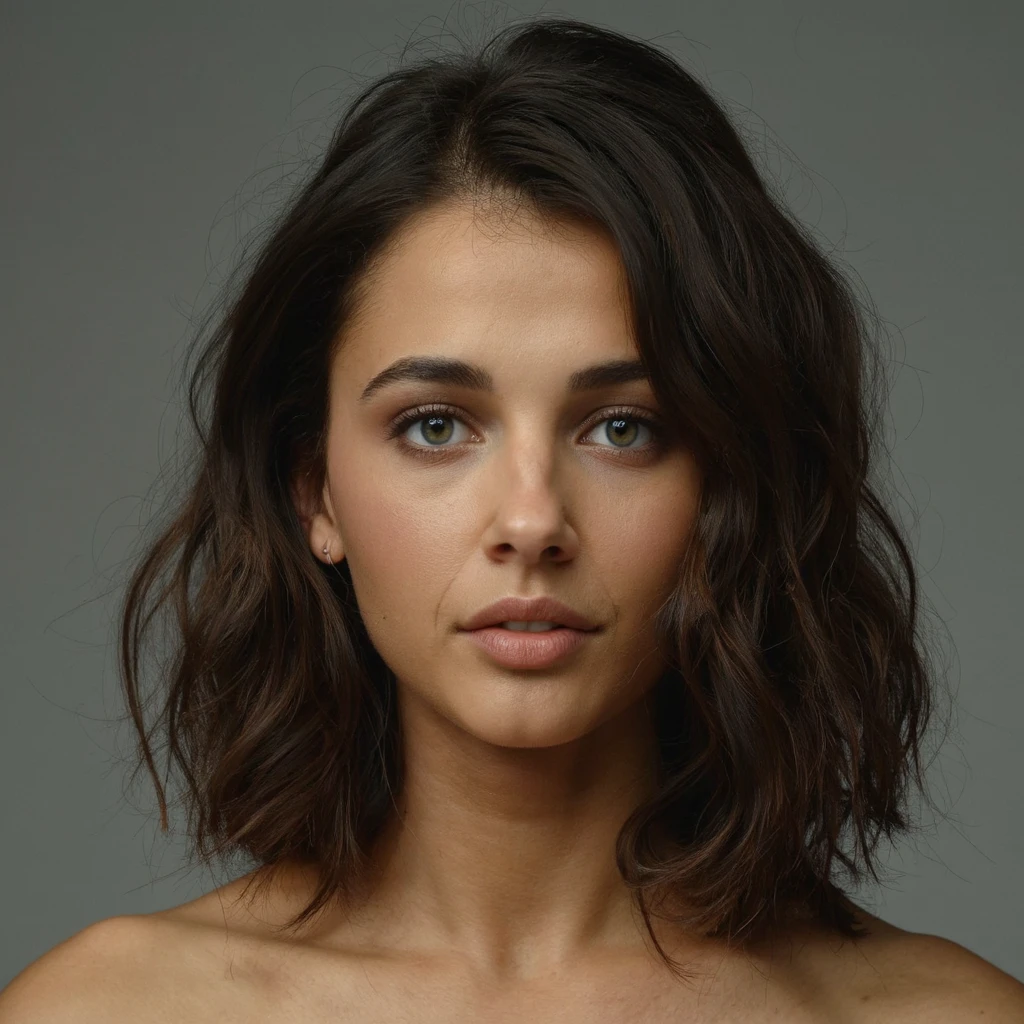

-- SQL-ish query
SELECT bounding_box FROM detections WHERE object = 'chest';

[176,948,830,1024]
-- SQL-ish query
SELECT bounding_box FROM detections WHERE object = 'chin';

[446,684,607,750]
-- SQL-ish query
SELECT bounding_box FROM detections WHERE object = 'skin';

[292,196,704,979]
[3,197,1024,1021]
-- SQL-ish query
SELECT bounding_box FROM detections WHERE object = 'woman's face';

[306,199,701,749]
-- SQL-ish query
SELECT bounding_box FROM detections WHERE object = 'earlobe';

[304,513,344,566]
[321,539,343,565]
[306,522,343,565]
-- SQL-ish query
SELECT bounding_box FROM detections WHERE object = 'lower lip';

[460,626,597,669]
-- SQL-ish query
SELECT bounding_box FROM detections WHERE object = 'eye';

[389,405,477,449]
[387,403,665,458]
[582,411,659,451]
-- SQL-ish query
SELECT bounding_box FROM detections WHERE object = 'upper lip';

[461,596,600,632]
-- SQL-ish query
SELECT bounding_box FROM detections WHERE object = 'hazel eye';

[397,411,474,448]
[584,415,655,450]
[387,403,665,460]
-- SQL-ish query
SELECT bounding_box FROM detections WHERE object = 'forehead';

[336,200,639,380]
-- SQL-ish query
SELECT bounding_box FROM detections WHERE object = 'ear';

[291,468,344,565]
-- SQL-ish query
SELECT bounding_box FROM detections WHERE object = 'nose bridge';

[483,414,576,561]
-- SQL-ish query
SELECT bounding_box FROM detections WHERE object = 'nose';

[478,445,580,566]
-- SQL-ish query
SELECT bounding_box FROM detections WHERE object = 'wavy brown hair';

[118,16,942,977]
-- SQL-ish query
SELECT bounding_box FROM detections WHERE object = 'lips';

[461,595,599,632]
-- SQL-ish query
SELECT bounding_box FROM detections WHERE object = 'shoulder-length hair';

[119,16,938,976]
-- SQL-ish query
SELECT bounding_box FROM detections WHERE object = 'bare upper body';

[8,181,1019,1024]
[3,866,1023,1023]
[6,202,1024,1023]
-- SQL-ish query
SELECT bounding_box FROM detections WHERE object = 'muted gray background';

[2,0,1021,988]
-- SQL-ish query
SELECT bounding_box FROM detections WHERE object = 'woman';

[3,15,1022,1022]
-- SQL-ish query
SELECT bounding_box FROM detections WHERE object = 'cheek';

[331,461,464,649]
[345,503,453,606]
[590,468,700,608]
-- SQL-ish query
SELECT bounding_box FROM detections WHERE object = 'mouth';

[459,597,599,633]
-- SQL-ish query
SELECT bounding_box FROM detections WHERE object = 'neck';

[351,687,668,980]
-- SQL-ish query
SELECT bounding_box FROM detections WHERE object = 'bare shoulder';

[0,868,336,1024]
[789,907,1024,1023]
[0,909,270,1024]
[0,916,157,1022]
[860,927,1024,1023]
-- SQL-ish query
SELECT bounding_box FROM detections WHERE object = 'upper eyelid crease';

[359,355,652,403]
[390,403,660,429]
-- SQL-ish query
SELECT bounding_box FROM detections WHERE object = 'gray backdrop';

[2,0,1021,987]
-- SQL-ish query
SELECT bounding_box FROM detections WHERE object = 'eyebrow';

[358,355,651,403]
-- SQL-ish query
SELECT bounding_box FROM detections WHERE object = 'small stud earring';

[322,542,332,565]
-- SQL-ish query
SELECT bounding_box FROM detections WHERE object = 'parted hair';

[118,15,941,977]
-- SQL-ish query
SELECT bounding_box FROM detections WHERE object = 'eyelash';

[386,403,665,460]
